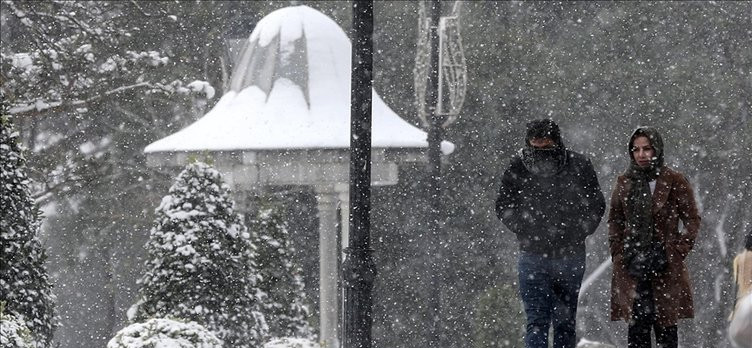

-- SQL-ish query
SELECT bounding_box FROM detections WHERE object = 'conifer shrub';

[130,162,268,347]
[0,112,56,348]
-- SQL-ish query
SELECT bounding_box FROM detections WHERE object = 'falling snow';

[1,1,751,348]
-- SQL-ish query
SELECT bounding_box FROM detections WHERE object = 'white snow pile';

[7,53,37,73]
[0,311,33,348]
[576,338,616,348]
[182,80,216,100]
[263,337,320,348]
[107,318,222,348]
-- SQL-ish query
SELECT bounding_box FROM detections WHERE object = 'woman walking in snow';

[607,127,701,348]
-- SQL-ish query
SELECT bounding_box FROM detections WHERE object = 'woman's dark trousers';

[628,280,678,348]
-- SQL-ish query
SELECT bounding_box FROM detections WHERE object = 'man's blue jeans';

[518,251,586,348]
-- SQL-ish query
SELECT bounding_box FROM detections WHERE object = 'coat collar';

[652,166,671,214]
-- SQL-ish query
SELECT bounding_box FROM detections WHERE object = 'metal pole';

[425,0,445,347]
[344,1,375,348]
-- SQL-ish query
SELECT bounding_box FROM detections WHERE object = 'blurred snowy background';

[1,1,750,347]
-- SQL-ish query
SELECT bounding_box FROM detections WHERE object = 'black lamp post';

[344,1,375,348]
[425,1,445,347]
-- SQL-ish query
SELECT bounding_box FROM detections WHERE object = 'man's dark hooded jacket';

[495,127,606,257]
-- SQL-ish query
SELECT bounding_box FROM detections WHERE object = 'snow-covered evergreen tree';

[1,304,34,348]
[130,162,268,347]
[107,317,223,348]
[0,111,55,348]
[249,200,314,339]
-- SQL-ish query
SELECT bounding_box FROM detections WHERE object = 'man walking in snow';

[495,119,606,348]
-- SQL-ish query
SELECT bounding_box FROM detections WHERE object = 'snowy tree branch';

[129,0,162,17]
[9,82,174,117]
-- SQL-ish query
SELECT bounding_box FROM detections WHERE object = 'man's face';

[631,135,655,168]
[529,137,555,149]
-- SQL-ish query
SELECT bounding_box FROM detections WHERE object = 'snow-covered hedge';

[263,337,320,348]
[0,310,34,348]
[107,317,222,348]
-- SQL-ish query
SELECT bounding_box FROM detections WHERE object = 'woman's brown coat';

[608,166,701,326]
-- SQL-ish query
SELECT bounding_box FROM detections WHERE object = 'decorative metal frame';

[437,15,467,125]
[413,1,431,128]
[414,1,467,128]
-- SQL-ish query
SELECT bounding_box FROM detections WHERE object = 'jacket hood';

[627,126,664,170]
[525,119,565,149]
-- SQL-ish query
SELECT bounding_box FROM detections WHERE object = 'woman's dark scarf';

[623,127,668,280]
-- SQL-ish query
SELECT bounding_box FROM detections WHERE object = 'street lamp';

[414,1,467,346]
[344,3,375,348]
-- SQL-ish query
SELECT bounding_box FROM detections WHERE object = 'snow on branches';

[107,317,223,348]
[0,113,56,347]
[250,200,314,339]
[262,337,320,348]
[0,308,34,348]
[0,0,214,118]
[129,162,268,348]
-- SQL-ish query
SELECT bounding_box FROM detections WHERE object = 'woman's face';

[631,135,655,168]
